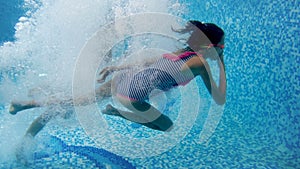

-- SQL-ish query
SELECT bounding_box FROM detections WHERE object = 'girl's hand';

[97,66,116,83]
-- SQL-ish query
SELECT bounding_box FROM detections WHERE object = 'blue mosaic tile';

[0,0,299,168]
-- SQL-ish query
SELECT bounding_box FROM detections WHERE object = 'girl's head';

[188,21,224,45]
[175,20,225,60]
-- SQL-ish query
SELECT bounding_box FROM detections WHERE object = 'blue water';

[0,1,25,44]
[0,0,299,168]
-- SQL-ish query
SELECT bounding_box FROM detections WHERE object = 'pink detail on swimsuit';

[163,51,198,61]
[176,80,192,86]
[116,93,139,101]
[163,51,200,86]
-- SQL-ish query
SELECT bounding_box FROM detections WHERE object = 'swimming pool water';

[0,0,24,44]
[0,0,299,168]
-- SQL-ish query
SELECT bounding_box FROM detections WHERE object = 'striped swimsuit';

[113,51,198,101]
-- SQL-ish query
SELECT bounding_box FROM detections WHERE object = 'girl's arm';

[182,56,226,105]
[199,59,226,105]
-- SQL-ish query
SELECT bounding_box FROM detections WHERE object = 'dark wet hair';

[189,21,224,44]
[176,20,224,44]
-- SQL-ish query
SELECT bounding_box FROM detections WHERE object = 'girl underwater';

[9,20,226,136]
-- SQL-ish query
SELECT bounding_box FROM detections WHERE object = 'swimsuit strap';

[163,51,198,61]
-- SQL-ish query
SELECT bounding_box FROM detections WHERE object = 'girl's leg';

[24,80,113,136]
[9,80,113,115]
[15,109,58,165]
[102,96,173,131]
[25,109,58,137]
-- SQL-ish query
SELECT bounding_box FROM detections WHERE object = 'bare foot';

[9,101,37,115]
[9,102,25,115]
[101,104,120,116]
